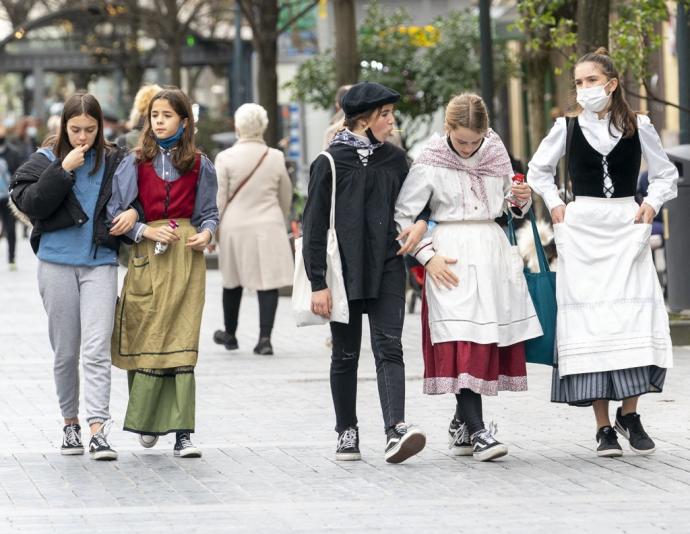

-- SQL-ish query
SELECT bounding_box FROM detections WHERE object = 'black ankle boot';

[213,330,238,350]
[253,336,273,355]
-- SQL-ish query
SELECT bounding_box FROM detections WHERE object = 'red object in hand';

[508,173,528,214]
[512,172,525,184]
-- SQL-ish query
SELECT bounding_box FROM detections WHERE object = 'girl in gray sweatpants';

[10,92,138,460]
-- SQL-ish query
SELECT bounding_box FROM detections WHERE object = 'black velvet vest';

[567,117,641,198]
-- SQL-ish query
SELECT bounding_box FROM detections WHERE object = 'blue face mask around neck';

[156,124,185,150]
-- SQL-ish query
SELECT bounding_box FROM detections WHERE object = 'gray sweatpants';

[37,261,118,425]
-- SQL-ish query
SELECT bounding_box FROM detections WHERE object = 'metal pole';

[479,0,495,123]
[679,2,690,144]
[232,2,243,114]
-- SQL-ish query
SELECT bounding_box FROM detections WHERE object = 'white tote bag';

[292,151,350,327]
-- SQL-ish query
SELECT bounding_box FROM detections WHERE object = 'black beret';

[341,82,400,118]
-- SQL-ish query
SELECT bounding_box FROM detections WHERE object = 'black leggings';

[455,389,484,436]
[0,198,16,264]
[222,287,279,338]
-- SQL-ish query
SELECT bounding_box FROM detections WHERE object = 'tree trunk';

[576,0,609,57]
[254,0,280,147]
[169,40,182,87]
[525,51,549,220]
[333,0,359,87]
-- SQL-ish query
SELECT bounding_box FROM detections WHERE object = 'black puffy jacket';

[10,144,134,254]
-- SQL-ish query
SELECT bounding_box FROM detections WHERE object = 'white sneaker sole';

[61,447,84,456]
[335,452,362,461]
[385,428,426,464]
[175,447,202,458]
[474,443,508,462]
[139,435,159,448]
[614,422,656,455]
[448,435,473,456]
[90,450,118,461]
[596,448,623,458]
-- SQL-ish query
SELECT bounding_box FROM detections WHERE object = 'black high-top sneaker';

[595,425,623,457]
[61,423,84,456]
[88,420,118,461]
[385,423,426,464]
[174,432,202,458]
[470,422,508,462]
[614,408,656,455]
[448,417,472,456]
[335,427,361,461]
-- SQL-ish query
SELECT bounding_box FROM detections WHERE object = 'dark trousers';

[0,198,16,264]
[330,292,406,433]
[222,287,279,338]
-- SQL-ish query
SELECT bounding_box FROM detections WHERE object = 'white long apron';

[426,220,543,346]
[554,196,673,376]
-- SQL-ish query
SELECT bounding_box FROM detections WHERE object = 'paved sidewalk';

[1,240,689,533]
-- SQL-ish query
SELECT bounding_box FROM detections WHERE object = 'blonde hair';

[128,84,163,129]
[445,93,489,134]
[235,103,268,140]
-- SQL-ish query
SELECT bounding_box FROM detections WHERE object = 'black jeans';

[0,198,16,264]
[330,292,406,433]
[223,287,279,338]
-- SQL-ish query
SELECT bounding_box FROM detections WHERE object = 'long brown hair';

[343,108,382,131]
[46,92,106,176]
[138,87,197,172]
[571,47,637,138]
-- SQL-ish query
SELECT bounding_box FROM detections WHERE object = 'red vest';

[137,154,200,222]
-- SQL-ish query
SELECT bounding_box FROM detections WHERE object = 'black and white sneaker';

[335,427,361,461]
[448,418,472,456]
[89,420,118,461]
[174,432,202,458]
[470,422,508,462]
[384,423,426,464]
[61,423,84,455]
[595,425,623,457]
[138,434,159,448]
[614,408,656,455]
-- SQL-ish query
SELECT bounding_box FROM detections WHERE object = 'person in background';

[0,122,24,270]
[116,84,163,149]
[213,103,294,356]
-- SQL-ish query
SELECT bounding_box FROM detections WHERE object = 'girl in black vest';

[527,48,678,457]
[302,82,428,463]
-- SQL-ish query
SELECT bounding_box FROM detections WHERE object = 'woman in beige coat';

[213,103,294,355]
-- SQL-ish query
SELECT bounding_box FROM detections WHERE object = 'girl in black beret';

[302,82,428,463]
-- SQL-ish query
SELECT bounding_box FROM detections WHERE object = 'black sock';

[454,394,464,423]
[457,389,484,436]
[258,289,279,339]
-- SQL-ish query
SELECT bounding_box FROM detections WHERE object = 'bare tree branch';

[623,81,690,115]
[277,0,318,35]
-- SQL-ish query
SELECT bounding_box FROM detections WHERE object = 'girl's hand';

[62,144,89,172]
[186,229,212,251]
[425,255,459,289]
[551,205,566,224]
[311,288,332,319]
[511,182,532,202]
[143,224,180,244]
[397,220,428,255]
[634,202,655,224]
[109,208,138,236]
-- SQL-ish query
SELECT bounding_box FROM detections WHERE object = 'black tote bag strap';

[563,116,576,204]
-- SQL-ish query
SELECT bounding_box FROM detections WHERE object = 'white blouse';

[527,109,678,214]
[395,139,527,265]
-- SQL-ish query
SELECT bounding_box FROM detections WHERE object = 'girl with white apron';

[395,93,543,461]
[527,48,678,457]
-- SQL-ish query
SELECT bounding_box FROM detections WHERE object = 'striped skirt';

[551,365,666,406]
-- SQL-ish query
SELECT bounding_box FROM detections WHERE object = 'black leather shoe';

[213,330,238,350]
[253,337,273,355]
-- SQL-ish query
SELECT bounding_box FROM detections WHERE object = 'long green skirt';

[123,366,195,435]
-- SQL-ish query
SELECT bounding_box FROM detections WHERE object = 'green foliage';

[284,2,511,138]
[514,0,686,82]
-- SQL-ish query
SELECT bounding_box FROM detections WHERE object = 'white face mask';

[576,81,613,113]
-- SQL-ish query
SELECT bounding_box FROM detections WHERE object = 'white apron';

[553,196,673,377]
[426,220,543,346]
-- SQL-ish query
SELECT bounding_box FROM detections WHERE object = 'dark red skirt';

[421,290,528,396]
